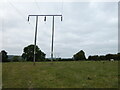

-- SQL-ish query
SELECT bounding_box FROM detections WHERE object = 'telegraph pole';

[51,16,54,61]
[33,16,38,65]
[28,15,62,63]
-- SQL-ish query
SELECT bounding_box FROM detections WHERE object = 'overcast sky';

[0,1,118,58]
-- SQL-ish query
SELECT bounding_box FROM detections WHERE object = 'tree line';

[88,53,120,61]
[0,44,120,62]
[73,50,120,61]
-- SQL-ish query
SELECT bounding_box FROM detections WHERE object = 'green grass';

[2,61,118,88]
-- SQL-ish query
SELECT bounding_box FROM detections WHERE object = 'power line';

[61,0,64,14]
[6,0,34,29]
[34,0,41,14]
[7,0,26,21]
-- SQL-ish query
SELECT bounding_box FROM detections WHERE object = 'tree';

[22,44,46,61]
[118,53,120,60]
[88,55,92,60]
[12,56,20,62]
[99,55,106,60]
[0,50,8,62]
[90,55,99,61]
[105,54,114,60]
[73,50,86,60]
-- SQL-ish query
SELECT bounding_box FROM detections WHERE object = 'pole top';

[28,15,62,17]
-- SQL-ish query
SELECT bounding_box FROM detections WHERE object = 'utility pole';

[51,16,54,61]
[28,15,62,63]
[33,16,38,65]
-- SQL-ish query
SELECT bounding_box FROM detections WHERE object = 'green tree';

[22,44,46,61]
[99,55,106,60]
[105,54,113,60]
[73,50,86,60]
[118,53,120,60]
[90,55,99,61]
[1,50,8,62]
[12,56,20,62]
[88,55,92,60]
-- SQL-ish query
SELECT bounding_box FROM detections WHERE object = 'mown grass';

[2,61,118,88]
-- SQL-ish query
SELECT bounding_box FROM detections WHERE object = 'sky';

[0,0,118,58]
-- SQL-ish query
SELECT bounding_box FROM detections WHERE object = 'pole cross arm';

[28,15,62,16]
[28,15,63,22]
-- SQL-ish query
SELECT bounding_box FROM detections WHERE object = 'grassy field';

[2,61,118,88]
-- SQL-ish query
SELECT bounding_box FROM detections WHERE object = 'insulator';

[44,16,46,21]
[28,16,29,21]
[61,16,62,21]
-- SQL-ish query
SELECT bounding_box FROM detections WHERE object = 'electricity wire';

[34,0,41,14]
[6,0,35,29]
